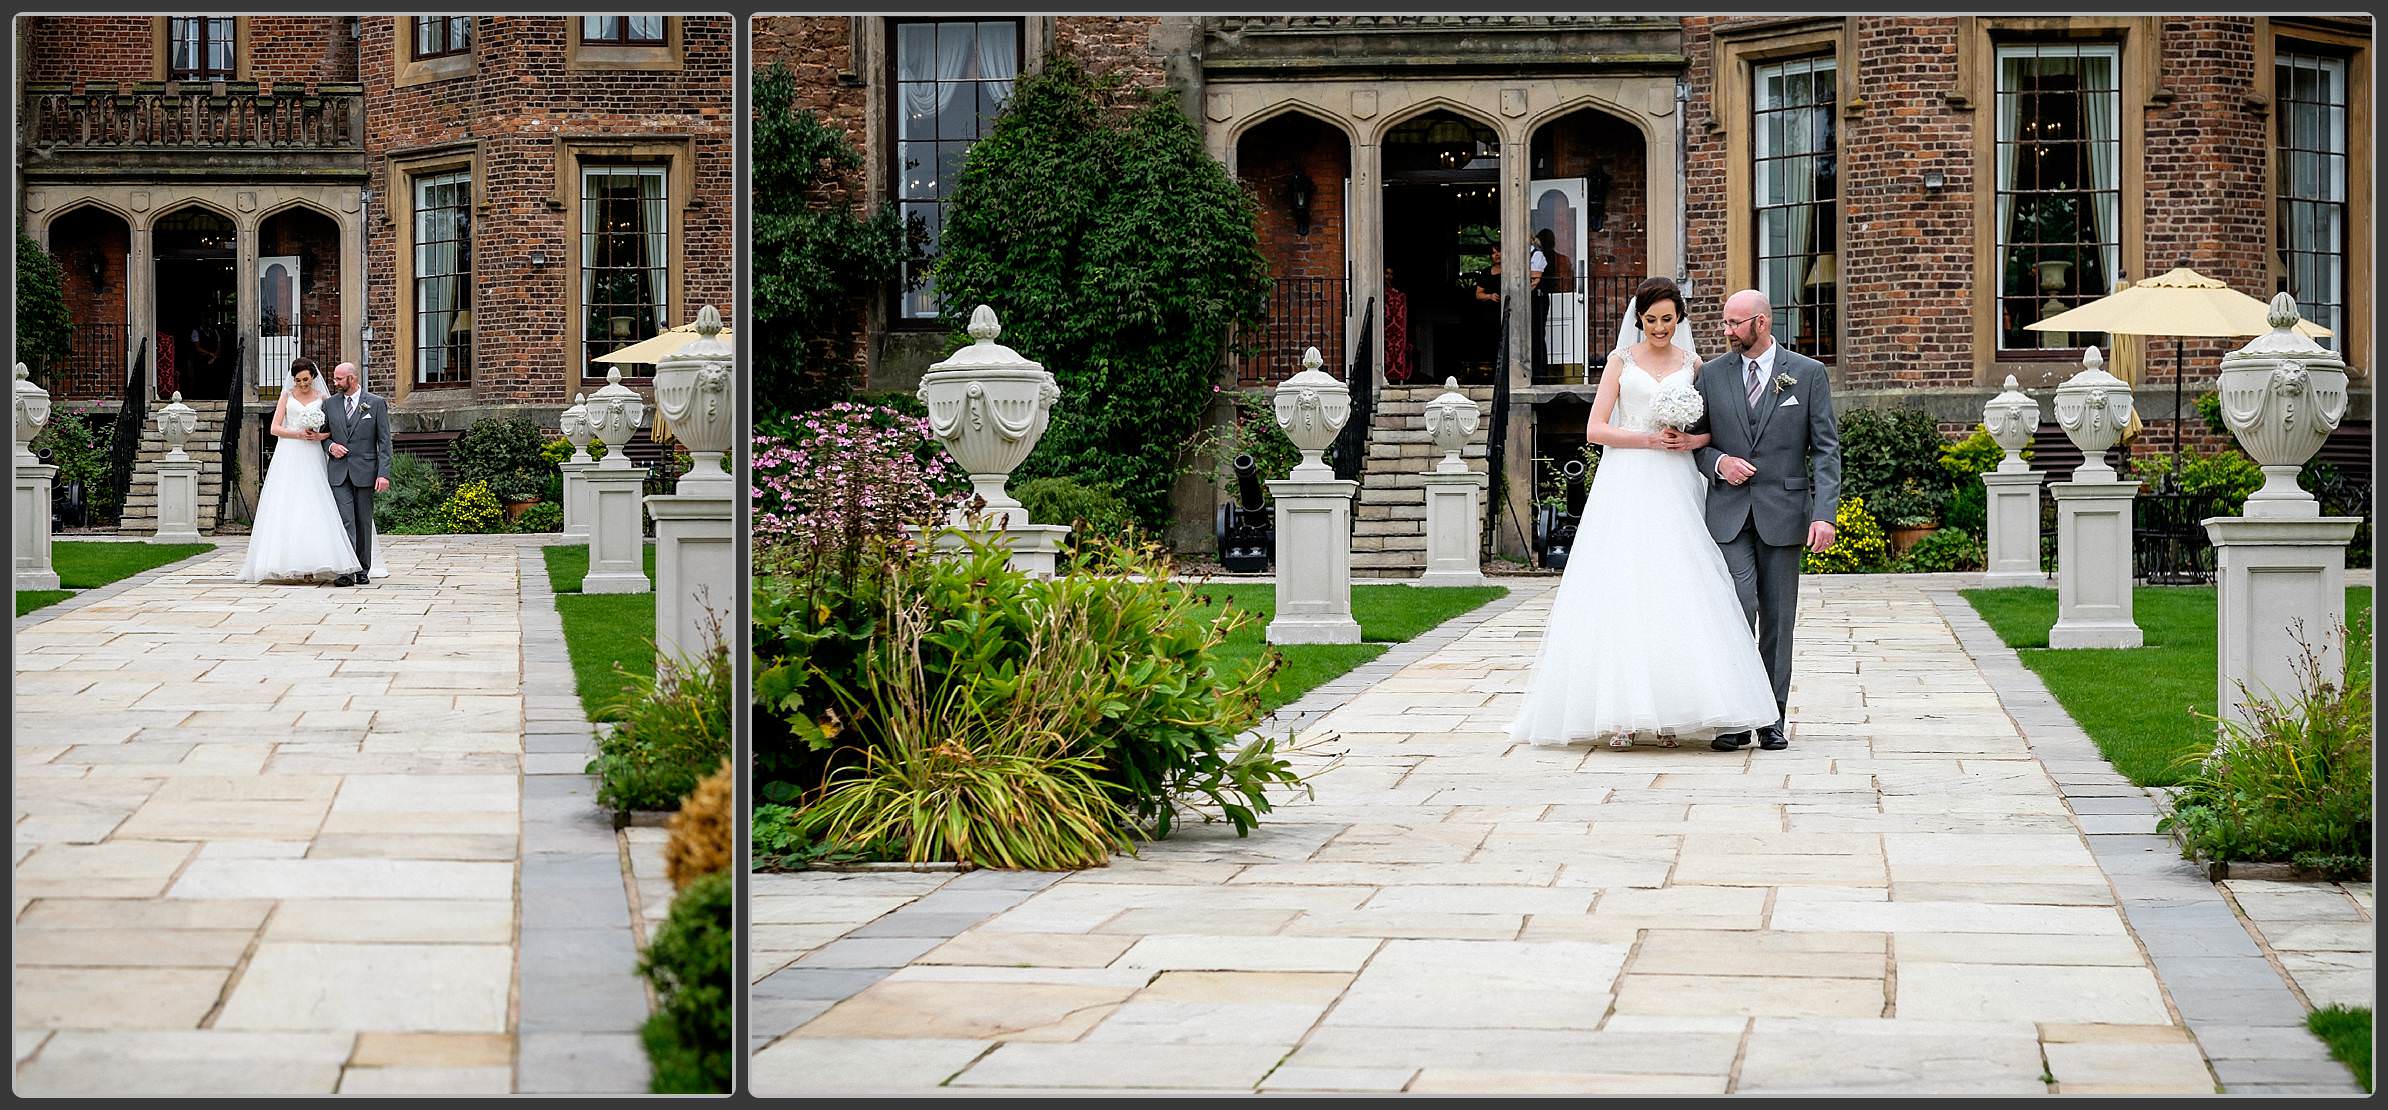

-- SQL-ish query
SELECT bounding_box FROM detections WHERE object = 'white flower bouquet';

[1649,387,1705,432]
[291,408,325,433]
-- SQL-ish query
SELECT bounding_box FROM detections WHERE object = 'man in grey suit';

[322,361,391,587]
[1690,290,1842,751]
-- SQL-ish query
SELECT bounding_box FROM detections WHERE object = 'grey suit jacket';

[1690,345,1842,548]
[323,389,393,488]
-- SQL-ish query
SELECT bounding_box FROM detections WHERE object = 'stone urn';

[14,362,50,465]
[2051,347,2134,480]
[587,366,646,469]
[1273,346,1351,480]
[651,304,734,493]
[1421,376,1480,475]
[155,391,200,461]
[1982,374,2040,473]
[917,305,1059,527]
[2215,292,2348,518]
[561,392,593,463]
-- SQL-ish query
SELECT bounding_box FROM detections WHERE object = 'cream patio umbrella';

[593,322,737,445]
[2026,264,2332,472]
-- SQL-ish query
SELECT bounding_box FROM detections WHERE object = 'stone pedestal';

[2205,516,2361,728]
[582,467,651,594]
[2048,477,2142,648]
[906,521,1073,578]
[560,458,596,541]
[1267,477,1362,644]
[1416,470,1487,588]
[152,456,204,544]
[1981,469,2047,586]
[646,489,735,663]
[15,461,59,590]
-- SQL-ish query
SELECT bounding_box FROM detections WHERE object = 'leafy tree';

[749,63,911,423]
[935,57,1271,531]
[16,234,72,371]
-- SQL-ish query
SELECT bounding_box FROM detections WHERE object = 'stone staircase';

[1352,383,1496,578]
[119,399,230,535]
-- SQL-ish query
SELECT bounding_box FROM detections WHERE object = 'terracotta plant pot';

[1889,525,1938,555]
[502,498,541,523]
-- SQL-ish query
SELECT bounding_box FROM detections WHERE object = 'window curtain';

[1782,71,1822,345]
[1995,55,2022,314]
[976,22,1015,103]
[414,176,461,382]
[935,26,973,137]
[2081,50,2120,299]
[641,168,668,334]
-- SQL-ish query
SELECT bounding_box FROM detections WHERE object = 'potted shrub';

[494,472,543,523]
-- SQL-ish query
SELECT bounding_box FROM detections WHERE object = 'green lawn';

[543,543,660,722]
[1962,585,2373,786]
[1201,584,1508,712]
[16,542,215,616]
[2308,1005,2372,1092]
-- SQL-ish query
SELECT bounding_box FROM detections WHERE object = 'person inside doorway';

[1385,266,1414,383]
[1472,242,1550,377]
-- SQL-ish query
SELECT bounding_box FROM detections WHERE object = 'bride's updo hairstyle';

[1632,277,1685,325]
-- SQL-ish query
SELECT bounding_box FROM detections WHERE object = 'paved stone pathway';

[12,537,651,1094]
[751,575,2365,1095]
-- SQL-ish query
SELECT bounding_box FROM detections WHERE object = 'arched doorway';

[1380,109,1503,385]
[41,206,133,402]
[152,205,238,400]
[1527,107,1649,385]
[1234,112,1353,385]
[257,206,344,395]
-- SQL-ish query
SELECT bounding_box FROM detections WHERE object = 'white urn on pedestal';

[2047,348,2142,648]
[558,393,595,541]
[645,305,738,663]
[912,305,1070,576]
[581,367,652,594]
[13,362,59,589]
[1267,347,1361,644]
[1417,377,1487,588]
[2204,292,2360,730]
[150,391,204,544]
[1980,374,2047,586]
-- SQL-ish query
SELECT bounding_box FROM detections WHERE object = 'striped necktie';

[1745,359,1764,411]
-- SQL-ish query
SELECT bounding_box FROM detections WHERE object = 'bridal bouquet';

[291,408,325,433]
[1649,388,1704,432]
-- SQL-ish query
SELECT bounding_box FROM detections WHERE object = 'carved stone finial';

[968,304,1002,343]
[693,303,724,339]
[2267,291,2301,332]
[1302,346,1324,373]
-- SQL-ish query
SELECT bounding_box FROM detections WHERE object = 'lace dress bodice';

[1611,347,1700,434]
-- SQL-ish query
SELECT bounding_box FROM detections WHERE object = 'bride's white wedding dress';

[1507,346,1781,744]
[238,392,365,584]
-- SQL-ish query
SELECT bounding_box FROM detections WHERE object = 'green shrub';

[589,642,733,813]
[1839,409,1953,527]
[1013,475,1140,559]
[452,416,548,502]
[1185,387,1302,496]
[2195,391,2230,439]
[751,801,899,869]
[31,405,117,519]
[540,433,608,467]
[376,453,449,532]
[637,868,732,1093]
[1803,494,1892,574]
[2126,448,2264,514]
[513,501,565,533]
[433,479,503,534]
[2161,617,2372,878]
[1898,527,1986,572]
[16,233,71,371]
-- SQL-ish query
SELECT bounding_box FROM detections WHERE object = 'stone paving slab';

[753,577,2370,1095]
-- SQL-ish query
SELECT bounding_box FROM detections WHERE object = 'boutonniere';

[1773,373,1798,395]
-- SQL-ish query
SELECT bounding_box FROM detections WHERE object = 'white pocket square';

[1777,396,1801,407]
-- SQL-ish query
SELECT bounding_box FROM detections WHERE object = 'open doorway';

[152,205,238,400]
[1381,110,1503,385]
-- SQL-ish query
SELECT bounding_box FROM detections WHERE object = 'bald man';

[1689,290,1842,751]
[321,362,392,586]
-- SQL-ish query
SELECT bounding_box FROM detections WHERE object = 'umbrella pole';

[2172,337,2184,486]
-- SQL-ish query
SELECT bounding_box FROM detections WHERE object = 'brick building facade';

[756,15,2371,563]
[18,15,733,515]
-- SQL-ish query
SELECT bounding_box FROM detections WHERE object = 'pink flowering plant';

[752,402,970,563]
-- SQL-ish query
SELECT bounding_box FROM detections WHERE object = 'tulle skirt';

[1506,445,1782,744]
[238,439,364,584]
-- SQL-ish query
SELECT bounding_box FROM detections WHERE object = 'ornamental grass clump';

[2162,616,2373,878]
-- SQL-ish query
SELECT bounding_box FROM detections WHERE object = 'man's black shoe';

[331,575,354,587]
[1712,731,1751,752]
[1757,726,1789,750]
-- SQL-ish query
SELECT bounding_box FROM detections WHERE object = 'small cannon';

[1216,453,1275,573]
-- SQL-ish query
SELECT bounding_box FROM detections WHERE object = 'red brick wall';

[2140,17,2268,385]
[1538,109,1649,283]
[359,15,734,408]
[21,17,352,88]
[246,17,355,88]
[752,16,869,196]
[1841,18,1973,387]
[1055,16,1169,87]
[1239,115,1350,283]
[258,208,344,371]
[41,208,132,401]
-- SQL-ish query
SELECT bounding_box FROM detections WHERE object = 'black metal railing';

[1238,276,1347,387]
[24,322,137,401]
[217,337,249,523]
[103,338,150,523]
[253,324,345,393]
[2132,488,2222,585]
[1329,298,1376,484]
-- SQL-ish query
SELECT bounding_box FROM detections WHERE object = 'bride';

[238,361,365,584]
[1506,278,1779,749]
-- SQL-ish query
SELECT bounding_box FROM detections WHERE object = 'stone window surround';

[2258,17,2371,377]
[1708,18,1858,370]
[152,16,251,82]
[551,136,698,389]
[1957,17,2154,386]
[394,16,476,89]
[565,16,683,73]
[387,142,484,403]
